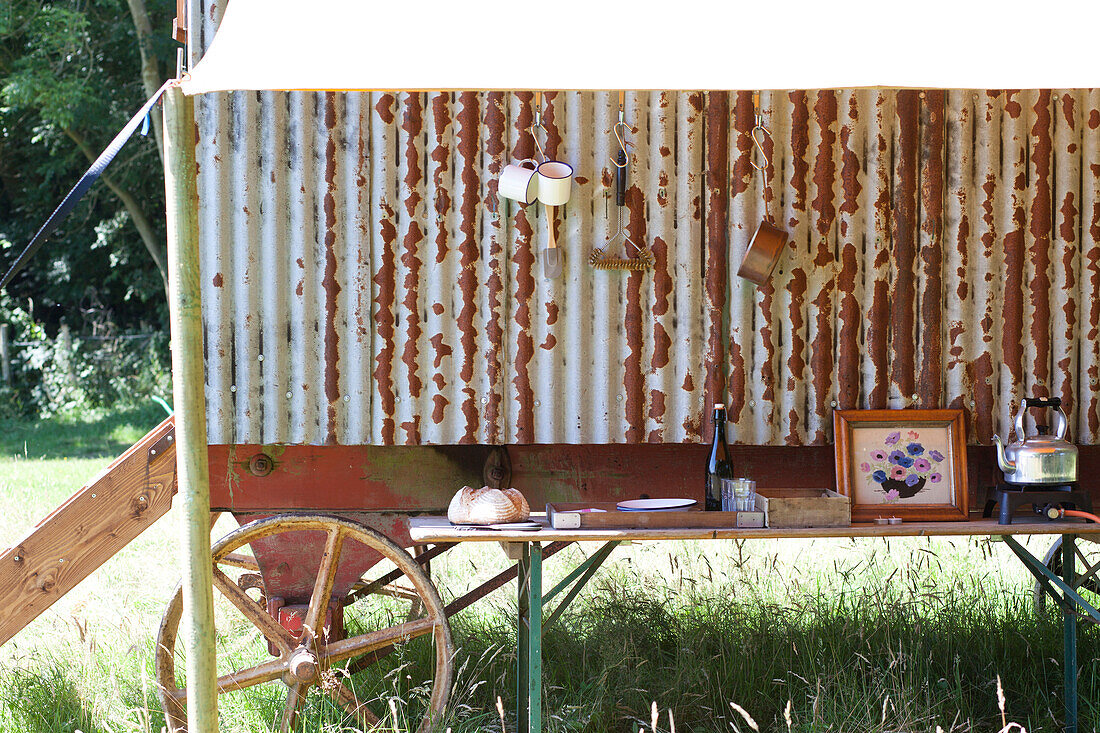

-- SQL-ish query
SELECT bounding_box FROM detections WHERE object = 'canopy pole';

[163,84,218,732]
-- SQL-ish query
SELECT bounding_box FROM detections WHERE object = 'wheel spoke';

[220,551,260,571]
[304,527,346,638]
[280,682,308,733]
[332,680,382,728]
[172,656,289,703]
[212,567,295,654]
[323,617,438,667]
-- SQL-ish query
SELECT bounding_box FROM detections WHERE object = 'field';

[0,407,1096,732]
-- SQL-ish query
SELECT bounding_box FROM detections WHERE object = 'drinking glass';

[734,478,756,511]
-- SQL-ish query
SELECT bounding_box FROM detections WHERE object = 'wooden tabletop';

[408,515,1100,543]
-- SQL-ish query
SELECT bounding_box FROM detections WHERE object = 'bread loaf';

[448,485,531,525]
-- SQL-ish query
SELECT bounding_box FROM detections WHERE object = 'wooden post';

[1,324,10,384]
[162,84,218,732]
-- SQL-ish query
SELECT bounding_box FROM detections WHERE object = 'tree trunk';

[125,0,165,165]
[63,127,170,295]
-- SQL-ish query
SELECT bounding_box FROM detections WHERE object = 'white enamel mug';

[498,158,540,204]
[536,160,573,206]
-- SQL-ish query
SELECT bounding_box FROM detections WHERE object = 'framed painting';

[834,409,968,522]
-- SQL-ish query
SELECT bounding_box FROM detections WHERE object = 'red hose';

[1061,508,1100,524]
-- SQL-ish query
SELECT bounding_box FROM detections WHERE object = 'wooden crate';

[755,489,850,528]
[546,502,765,530]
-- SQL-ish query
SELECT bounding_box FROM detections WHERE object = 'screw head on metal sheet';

[481,397,488,404]
[830,401,837,408]
[911,394,918,401]
[534,400,541,408]
[258,354,264,362]
[249,453,274,477]
[286,391,292,399]
[658,187,667,199]
[750,400,756,407]
[616,394,624,402]
[230,385,237,393]
[344,395,350,402]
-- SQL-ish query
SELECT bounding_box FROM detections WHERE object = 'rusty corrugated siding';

[189,14,1100,447]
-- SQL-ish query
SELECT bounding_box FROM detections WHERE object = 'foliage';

[0,290,170,418]
[0,0,175,336]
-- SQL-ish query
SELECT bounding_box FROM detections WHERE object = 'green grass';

[0,409,1094,732]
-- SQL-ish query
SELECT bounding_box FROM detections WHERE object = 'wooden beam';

[0,417,176,646]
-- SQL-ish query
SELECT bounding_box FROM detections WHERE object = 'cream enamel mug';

[497,158,540,204]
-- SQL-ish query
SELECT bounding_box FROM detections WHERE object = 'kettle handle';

[1018,396,1069,440]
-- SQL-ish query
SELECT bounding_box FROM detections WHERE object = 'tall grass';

[0,409,1094,732]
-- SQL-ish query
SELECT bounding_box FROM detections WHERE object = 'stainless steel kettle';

[992,397,1078,485]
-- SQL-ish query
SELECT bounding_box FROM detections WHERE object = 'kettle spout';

[992,434,1016,475]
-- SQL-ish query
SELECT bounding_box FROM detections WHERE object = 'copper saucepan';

[737,221,788,286]
[737,95,788,288]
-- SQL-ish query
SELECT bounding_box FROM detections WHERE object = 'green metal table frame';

[512,536,1095,733]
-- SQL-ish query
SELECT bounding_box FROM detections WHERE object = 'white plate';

[616,498,697,511]
[488,521,543,531]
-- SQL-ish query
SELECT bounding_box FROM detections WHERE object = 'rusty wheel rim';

[155,513,453,733]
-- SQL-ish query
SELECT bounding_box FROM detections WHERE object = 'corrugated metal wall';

[193,87,1100,447]
[190,8,1100,447]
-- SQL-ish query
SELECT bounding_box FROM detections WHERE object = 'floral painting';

[859,429,948,503]
[834,409,968,522]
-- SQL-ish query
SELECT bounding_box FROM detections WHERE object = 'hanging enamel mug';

[737,95,790,287]
[498,158,540,204]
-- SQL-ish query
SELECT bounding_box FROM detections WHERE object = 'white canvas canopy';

[180,0,1100,95]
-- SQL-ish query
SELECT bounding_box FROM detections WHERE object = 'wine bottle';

[706,403,733,510]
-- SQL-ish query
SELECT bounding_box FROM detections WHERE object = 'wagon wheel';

[155,514,453,733]
[1033,536,1100,621]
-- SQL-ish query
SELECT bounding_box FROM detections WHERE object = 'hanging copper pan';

[736,95,788,288]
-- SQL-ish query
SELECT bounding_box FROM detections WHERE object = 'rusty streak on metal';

[890,90,919,405]
[809,90,837,444]
[456,92,480,442]
[323,93,341,445]
[835,90,861,410]
[918,90,945,408]
[372,93,398,444]
[703,92,729,415]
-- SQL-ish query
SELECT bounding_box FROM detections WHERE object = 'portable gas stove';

[983,482,1092,525]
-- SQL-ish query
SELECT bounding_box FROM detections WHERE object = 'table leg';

[1063,534,1077,733]
[517,541,543,733]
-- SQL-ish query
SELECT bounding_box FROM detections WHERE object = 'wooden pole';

[162,84,218,732]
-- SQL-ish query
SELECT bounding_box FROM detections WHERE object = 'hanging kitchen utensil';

[590,92,652,272]
[533,91,565,279]
[737,93,788,287]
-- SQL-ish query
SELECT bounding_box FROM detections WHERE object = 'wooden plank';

[0,416,177,647]
[409,514,1100,544]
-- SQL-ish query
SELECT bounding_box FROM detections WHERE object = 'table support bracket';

[1003,534,1093,733]
[542,541,620,632]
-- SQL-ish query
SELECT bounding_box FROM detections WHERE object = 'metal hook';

[750,121,771,172]
[611,110,631,168]
[750,94,772,172]
[533,91,546,162]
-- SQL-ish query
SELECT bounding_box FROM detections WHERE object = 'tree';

[0,0,176,332]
